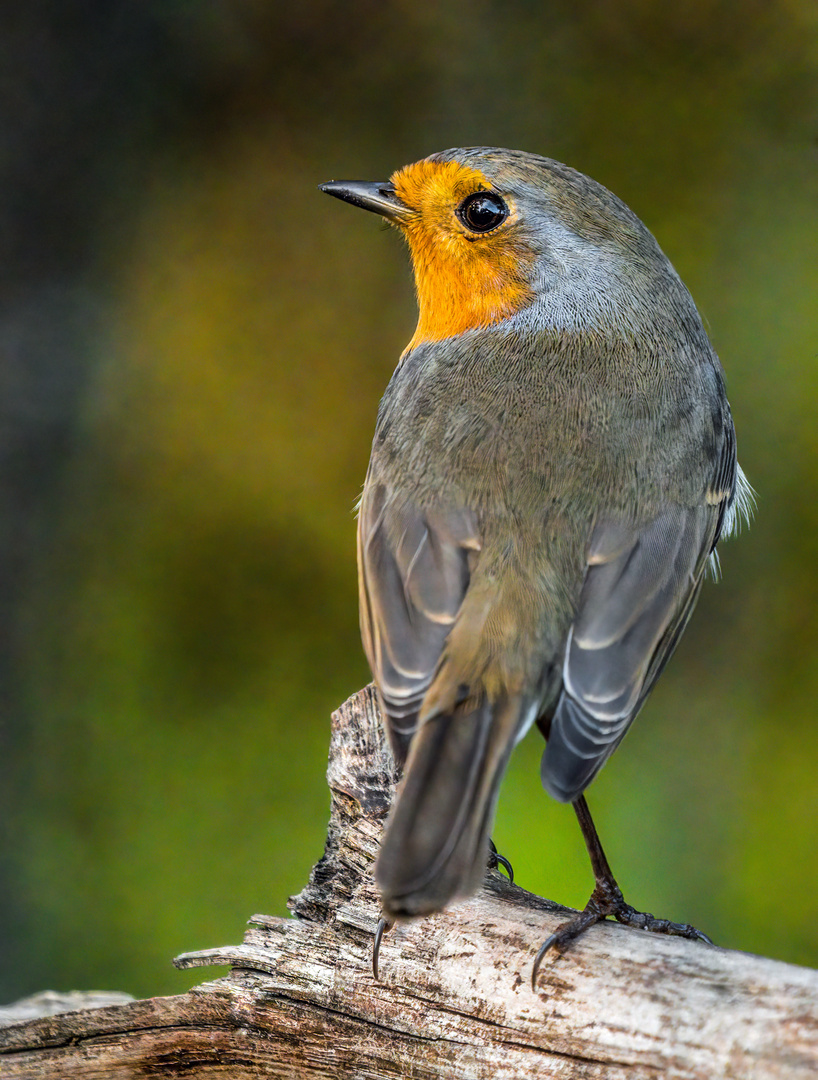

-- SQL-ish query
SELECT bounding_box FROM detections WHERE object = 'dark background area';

[1,0,817,1002]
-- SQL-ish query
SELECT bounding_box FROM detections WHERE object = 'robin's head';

[321,148,677,351]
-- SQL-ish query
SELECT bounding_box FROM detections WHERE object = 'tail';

[376,695,526,919]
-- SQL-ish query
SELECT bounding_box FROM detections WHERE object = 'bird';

[320,147,751,987]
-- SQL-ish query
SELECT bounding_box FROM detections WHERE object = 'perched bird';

[320,148,750,985]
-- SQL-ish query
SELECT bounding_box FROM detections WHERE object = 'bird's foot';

[611,902,713,943]
[531,876,712,989]
[488,838,514,884]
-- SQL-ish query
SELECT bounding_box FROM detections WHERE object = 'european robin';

[320,147,751,985]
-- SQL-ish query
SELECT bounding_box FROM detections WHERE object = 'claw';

[531,933,558,990]
[531,906,600,990]
[488,839,514,884]
[493,851,514,884]
[372,916,392,981]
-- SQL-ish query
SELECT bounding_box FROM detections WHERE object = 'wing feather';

[542,503,719,802]
[541,394,743,803]
[358,478,480,765]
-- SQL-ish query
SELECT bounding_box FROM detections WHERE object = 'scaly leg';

[532,795,712,989]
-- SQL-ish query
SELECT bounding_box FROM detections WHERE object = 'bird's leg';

[488,838,514,883]
[532,795,712,988]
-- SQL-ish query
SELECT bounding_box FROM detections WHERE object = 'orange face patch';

[390,159,535,350]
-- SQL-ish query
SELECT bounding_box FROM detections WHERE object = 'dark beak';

[319,180,412,222]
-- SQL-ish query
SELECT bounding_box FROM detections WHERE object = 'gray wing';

[541,392,743,805]
[358,475,481,767]
[540,502,720,803]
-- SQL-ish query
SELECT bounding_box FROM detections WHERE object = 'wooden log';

[2,685,817,1078]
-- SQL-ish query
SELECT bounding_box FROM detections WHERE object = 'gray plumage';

[342,148,751,921]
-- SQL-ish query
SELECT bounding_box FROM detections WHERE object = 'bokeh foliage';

[2,0,817,1001]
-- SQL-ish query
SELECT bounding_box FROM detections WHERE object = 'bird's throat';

[405,237,533,350]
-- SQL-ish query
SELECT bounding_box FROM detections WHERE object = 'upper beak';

[319,180,412,222]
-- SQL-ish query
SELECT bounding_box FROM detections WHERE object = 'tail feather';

[376,695,523,918]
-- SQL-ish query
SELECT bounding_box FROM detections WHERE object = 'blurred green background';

[2,1,817,1003]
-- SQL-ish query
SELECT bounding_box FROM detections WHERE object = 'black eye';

[457,191,508,234]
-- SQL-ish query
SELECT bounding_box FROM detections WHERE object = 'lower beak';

[319,180,412,222]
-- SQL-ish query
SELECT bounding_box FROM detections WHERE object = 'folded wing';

[357,476,481,766]
[541,502,719,803]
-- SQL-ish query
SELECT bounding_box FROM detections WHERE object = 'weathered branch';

[2,685,817,1078]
